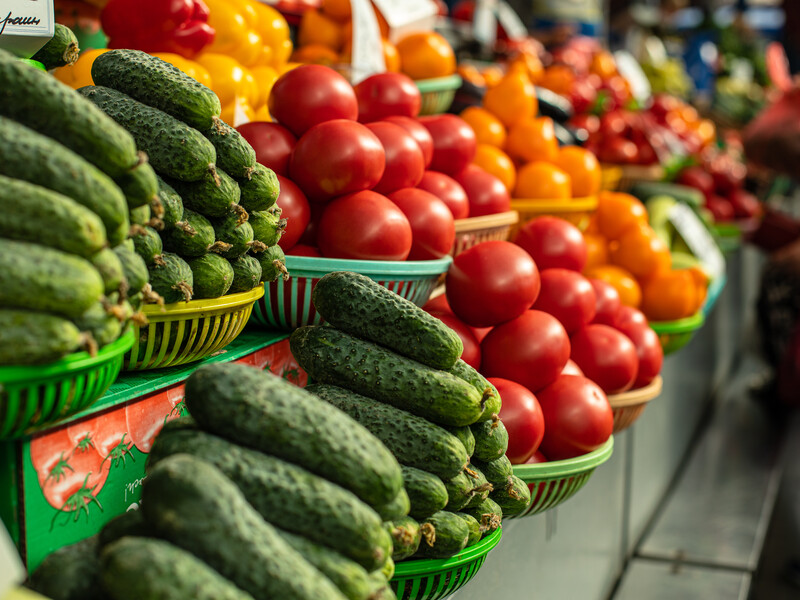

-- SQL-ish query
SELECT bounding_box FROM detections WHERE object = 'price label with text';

[668,203,725,280]
[0,0,54,58]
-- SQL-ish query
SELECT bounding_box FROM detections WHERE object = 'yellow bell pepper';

[151,53,213,88]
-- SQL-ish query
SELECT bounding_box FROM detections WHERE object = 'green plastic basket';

[415,75,462,115]
[250,255,452,331]
[19,59,46,71]
[511,436,615,517]
[390,528,502,600]
[0,328,134,439]
[711,222,742,254]
[649,311,705,356]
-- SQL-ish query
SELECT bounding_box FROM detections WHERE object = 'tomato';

[354,72,422,123]
[615,319,663,388]
[418,114,477,175]
[123,386,186,453]
[525,450,548,463]
[417,170,469,219]
[428,310,481,369]
[289,119,385,201]
[589,278,622,326]
[422,293,451,314]
[317,190,412,260]
[561,359,584,376]
[536,375,613,460]
[596,192,648,240]
[599,110,628,138]
[268,64,358,136]
[532,269,597,334]
[382,116,434,167]
[236,121,297,176]
[490,378,545,464]
[609,223,671,278]
[514,216,587,272]
[366,122,425,194]
[273,175,311,251]
[570,324,638,394]
[388,188,455,260]
[569,113,600,136]
[615,305,648,330]
[728,188,761,219]
[454,165,511,218]
[286,243,322,257]
[705,195,735,222]
[446,241,540,327]
[599,137,638,164]
[298,201,326,246]
[481,310,570,392]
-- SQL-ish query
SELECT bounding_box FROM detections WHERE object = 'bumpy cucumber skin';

[462,498,503,536]
[454,513,482,547]
[0,48,137,177]
[129,204,151,227]
[375,488,410,522]
[0,175,105,258]
[308,384,469,479]
[143,455,349,600]
[444,472,475,512]
[447,426,476,458]
[228,255,262,293]
[0,116,129,245]
[184,362,403,508]
[256,244,287,282]
[249,209,286,247]
[28,536,103,600]
[292,326,483,427]
[237,163,279,212]
[188,253,234,299]
[471,419,510,462]
[90,247,125,295]
[464,464,492,509]
[155,175,184,227]
[113,241,149,297]
[98,510,150,549]
[387,516,422,561]
[101,537,255,600]
[0,310,82,365]
[168,168,241,218]
[473,455,514,488]
[401,465,449,521]
[162,208,214,257]
[313,272,463,370]
[490,475,531,518]
[72,302,123,348]
[92,50,221,130]
[131,226,163,266]
[148,252,193,304]
[78,86,216,182]
[449,359,501,420]
[212,212,254,259]
[204,120,256,178]
[116,158,158,209]
[417,511,470,559]
[31,24,79,69]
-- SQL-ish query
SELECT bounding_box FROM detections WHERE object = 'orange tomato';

[694,119,716,147]
[596,191,648,240]
[583,233,609,271]
[321,0,351,22]
[584,264,642,308]
[458,64,486,87]
[506,117,559,164]
[538,64,574,96]
[54,48,110,89]
[554,146,601,197]
[298,9,344,51]
[640,269,700,321]
[482,69,536,128]
[514,162,571,200]
[460,107,507,148]
[396,31,456,80]
[590,50,617,79]
[510,51,543,83]
[609,223,671,278]
[473,144,516,193]
[291,44,340,65]
[481,65,504,87]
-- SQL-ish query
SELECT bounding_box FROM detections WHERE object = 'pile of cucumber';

[77,49,288,303]
[290,272,533,560]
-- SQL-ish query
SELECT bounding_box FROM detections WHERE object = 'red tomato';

[561,359,584,376]
[728,188,761,219]
[446,241,540,327]
[537,375,613,460]
[422,293,451,314]
[599,110,628,137]
[355,73,422,123]
[383,116,434,167]
[388,187,455,260]
[419,114,477,175]
[454,165,511,218]
[268,64,358,137]
[298,202,326,247]
[525,450,548,463]
[289,119,385,201]
[317,190,412,260]
[533,269,596,334]
[569,114,600,136]
[366,122,426,194]
[615,305,648,330]
[615,320,663,388]
[236,122,296,177]
[491,377,545,464]
[677,166,714,198]
[417,170,469,219]
[514,216,587,272]
[481,310,570,392]
[570,324,638,394]
[428,310,481,369]
[705,195,735,222]
[286,243,322,257]
[471,325,493,343]
[599,137,638,164]
[589,278,622,326]
[275,175,310,251]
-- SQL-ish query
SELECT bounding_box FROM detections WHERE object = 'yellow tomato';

[53,48,109,89]
[194,53,247,105]
[151,52,212,87]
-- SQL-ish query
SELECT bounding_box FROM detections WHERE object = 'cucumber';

[98,509,150,548]
[116,155,159,209]
[31,24,79,69]
[249,209,286,247]
[204,119,256,178]
[131,226,164,266]
[387,516,422,561]
[188,253,234,299]
[184,362,403,508]
[0,175,105,258]
[212,211,255,259]
[256,244,288,282]
[381,557,395,581]
[155,175,184,228]
[471,419,509,462]
[490,475,531,518]
[89,248,125,295]
[454,513,482,547]
[312,271,463,370]
[129,204,151,227]
[464,464,493,509]
[237,163,279,212]
[0,116,129,245]
[101,537,255,600]
[443,472,475,512]
[142,454,349,600]
[27,536,103,600]
[78,85,217,182]
[148,252,193,303]
[72,302,123,348]
[308,384,469,480]
[447,426,475,457]
[461,497,503,536]
[369,575,394,600]
[0,240,103,318]
[402,466,448,521]
[375,488,410,521]
[417,511,469,559]
[450,359,501,420]
[228,255,262,293]
[0,48,138,177]
[167,168,241,218]
[92,49,221,130]
[162,208,216,257]
[113,240,149,297]
[0,310,83,365]
[473,455,514,489]
[292,327,483,427]
[148,425,391,571]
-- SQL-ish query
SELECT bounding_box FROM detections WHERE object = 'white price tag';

[350,0,385,84]
[372,0,437,29]
[0,0,54,58]
[668,203,726,280]
[473,0,497,45]
[496,1,528,41]
[0,524,24,596]
[614,50,652,104]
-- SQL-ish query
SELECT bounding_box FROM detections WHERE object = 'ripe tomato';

[454,165,511,217]
[460,106,507,148]
[423,293,451,314]
[706,195,735,222]
[275,175,311,251]
[514,217,587,272]
[609,223,671,278]
[354,72,422,123]
[596,192,649,240]
[481,310,570,392]
[537,375,613,460]
[388,188,455,260]
[589,278,622,326]
[298,201,326,246]
[286,243,322,257]
[506,117,559,164]
[584,264,642,308]
[599,137,638,164]
[446,241,540,327]
[366,122,425,194]
[555,146,602,197]
[428,310,481,369]
[526,450,548,463]
[417,171,469,219]
[533,269,597,334]
[570,324,638,394]
[514,162,572,200]
[236,121,296,176]
[268,64,358,136]
[491,377,545,464]
[317,190,412,260]
[382,116,434,167]
[615,305,648,330]
[728,189,761,219]
[561,359,584,376]
[615,319,663,388]
[289,119,385,201]
[419,114,477,175]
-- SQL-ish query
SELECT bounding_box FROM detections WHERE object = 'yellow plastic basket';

[510,196,598,235]
[602,164,665,192]
[600,165,623,191]
[452,211,519,256]
[607,375,663,434]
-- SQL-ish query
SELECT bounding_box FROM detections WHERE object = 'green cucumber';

[131,226,164,266]
[0,116,129,245]
[454,513,482,547]
[237,163,279,212]
[312,271,463,370]
[188,253,234,299]
[402,466,448,521]
[155,175,184,228]
[228,255,262,293]
[387,516,422,561]
[212,211,255,259]
[369,575,393,600]
[0,175,105,258]
[449,359,501,421]
[184,362,403,508]
[148,252,193,303]
[72,302,123,348]
[462,498,503,536]
[380,557,395,581]
[256,243,288,282]
[113,240,149,297]
[249,208,286,247]
[473,455,514,489]
[116,155,159,209]
[490,475,531,518]
[292,327,483,427]
[204,119,256,178]
[31,24,79,69]
[142,454,349,600]
[417,511,469,559]
[78,85,217,182]
[129,204,151,227]
[447,426,475,457]
[167,168,241,218]
[0,310,83,365]
[375,488,410,521]
[471,419,509,462]
[443,472,475,512]
[464,464,493,509]
[92,49,221,130]
[162,208,216,257]
[308,384,469,480]
[89,248,126,295]
[98,509,150,548]
[27,536,103,600]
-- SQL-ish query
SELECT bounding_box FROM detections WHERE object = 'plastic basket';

[603,164,665,192]
[600,166,623,191]
[124,286,264,371]
[702,274,727,318]
[510,196,598,234]
[608,376,663,434]
[452,211,519,256]
[250,255,452,331]
[20,59,46,71]
[511,436,614,517]
[649,311,705,356]
[390,528,502,600]
[415,75,462,115]
[0,328,135,439]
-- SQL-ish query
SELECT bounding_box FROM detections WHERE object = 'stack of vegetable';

[78,49,288,304]
[291,272,532,559]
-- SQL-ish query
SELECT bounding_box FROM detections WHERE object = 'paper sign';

[495,2,528,40]
[0,524,24,596]
[668,203,726,280]
[473,0,497,45]
[0,0,54,58]
[372,0,437,29]
[614,50,652,103]
[350,0,385,84]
